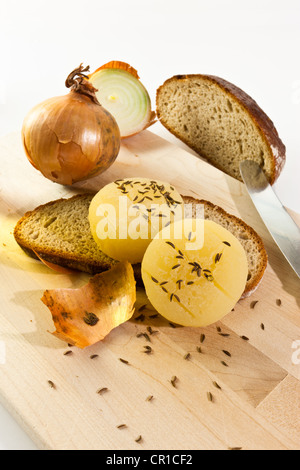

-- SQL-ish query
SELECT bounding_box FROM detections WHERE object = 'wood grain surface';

[0,131,299,450]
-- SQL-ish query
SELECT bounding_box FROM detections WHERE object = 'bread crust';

[156,74,286,184]
[18,244,115,274]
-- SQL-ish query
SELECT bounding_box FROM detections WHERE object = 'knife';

[239,160,300,279]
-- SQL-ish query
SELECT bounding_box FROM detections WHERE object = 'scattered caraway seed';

[90,354,99,359]
[184,353,191,360]
[172,264,181,270]
[260,323,265,331]
[196,346,202,353]
[276,299,282,306]
[143,333,151,342]
[146,395,154,402]
[149,314,159,319]
[138,304,147,312]
[222,350,231,357]
[214,253,222,263]
[119,358,129,365]
[143,345,152,354]
[147,326,158,335]
[166,241,176,249]
[136,333,144,338]
[48,380,56,389]
[117,424,127,429]
[213,381,222,390]
[63,350,73,356]
[219,333,230,337]
[216,326,222,332]
[97,387,109,395]
[241,335,249,341]
[200,334,206,343]
[250,300,259,309]
[207,392,214,402]
[135,435,142,443]
[67,343,74,347]
[221,361,229,367]
[171,376,178,388]
[83,311,99,326]
[135,313,145,322]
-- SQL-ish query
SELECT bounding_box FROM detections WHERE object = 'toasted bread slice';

[14,194,267,296]
[156,75,286,184]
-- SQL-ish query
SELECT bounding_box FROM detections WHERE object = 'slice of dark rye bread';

[14,193,267,297]
[156,74,286,184]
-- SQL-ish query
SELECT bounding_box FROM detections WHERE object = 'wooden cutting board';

[0,131,299,450]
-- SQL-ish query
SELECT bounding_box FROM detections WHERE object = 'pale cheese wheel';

[141,219,248,327]
[89,178,184,263]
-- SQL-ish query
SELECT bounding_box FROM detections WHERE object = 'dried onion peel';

[41,261,136,348]
[89,61,156,138]
[22,64,120,185]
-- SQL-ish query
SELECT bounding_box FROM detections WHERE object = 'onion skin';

[91,60,140,79]
[41,261,136,348]
[22,67,121,185]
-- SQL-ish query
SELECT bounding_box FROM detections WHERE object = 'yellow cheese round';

[89,178,184,263]
[141,219,248,327]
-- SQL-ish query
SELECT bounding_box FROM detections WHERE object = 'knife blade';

[239,160,300,279]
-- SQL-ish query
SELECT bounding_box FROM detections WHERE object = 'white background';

[0,0,299,450]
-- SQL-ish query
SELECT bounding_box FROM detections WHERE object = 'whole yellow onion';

[22,64,121,185]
